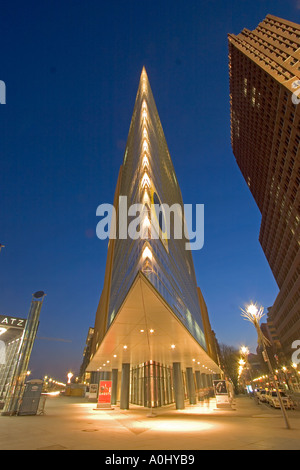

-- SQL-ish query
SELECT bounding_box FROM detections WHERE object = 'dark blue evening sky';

[1,0,299,381]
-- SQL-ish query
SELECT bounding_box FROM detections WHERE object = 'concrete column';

[173,362,185,410]
[201,373,208,388]
[90,371,101,385]
[186,367,197,405]
[195,370,201,400]
[111,369,118,405]
[120,363,130,410]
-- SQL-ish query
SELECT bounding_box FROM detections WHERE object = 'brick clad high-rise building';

[228,15,300,361]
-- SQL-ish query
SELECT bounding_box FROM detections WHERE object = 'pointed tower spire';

[87,70,220,409]
[106,70,207,351]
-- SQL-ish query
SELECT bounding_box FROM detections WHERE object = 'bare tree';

[219,343,239,392]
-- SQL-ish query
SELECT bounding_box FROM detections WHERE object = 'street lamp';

[240,346,255,394]
[240,346,249,356]
[241,303,291,430]
[67,372,73,384]
[0,244,5,254]
[291,363,300,387]
[238,358,246,391]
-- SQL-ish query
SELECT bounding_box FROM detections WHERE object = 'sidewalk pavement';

[0,395,300,450]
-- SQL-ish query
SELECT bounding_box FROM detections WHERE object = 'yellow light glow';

[143,215,151,229]
[142,246,152,261]
[247,304,258,316]
[141,172,151,189]
[143,190,150,205]
[142,155,149,169]
[142,101,148,120]
[67,372,73,384]
[171,344,176,349]
[152,420,214,432]
[240,346,249,355]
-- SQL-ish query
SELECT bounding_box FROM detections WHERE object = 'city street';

[1,395,300,450]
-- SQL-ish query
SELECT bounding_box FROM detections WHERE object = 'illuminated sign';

[98,380,112,405]
[213,380,231,406]
[0,315,26,329]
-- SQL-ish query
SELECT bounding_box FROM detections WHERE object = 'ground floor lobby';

[87,274,221,411]
[89,361,218,409]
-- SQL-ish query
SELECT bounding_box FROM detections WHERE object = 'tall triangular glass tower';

[87,68,220,409]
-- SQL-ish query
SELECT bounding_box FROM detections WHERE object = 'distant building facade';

[79,327,94,383]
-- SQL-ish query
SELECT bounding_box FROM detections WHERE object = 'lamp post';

[0,244,5,254]
[291,363,300,388]
[67,372,73,384]
[241,303,291,430]
[240,346,255,395]
[238,358,246,392]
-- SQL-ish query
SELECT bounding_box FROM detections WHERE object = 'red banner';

[98,380,112,404]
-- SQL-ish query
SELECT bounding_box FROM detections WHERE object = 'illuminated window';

[141,172,151,189]
[142,245,152,261]
[142,155,149,169]
[143,189,150,206]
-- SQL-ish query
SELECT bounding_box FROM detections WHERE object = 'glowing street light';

[240,346,249,356]
[241,302,291,430]
[0,244,5,255]
[67,372,73,384]
[239,345,255,393]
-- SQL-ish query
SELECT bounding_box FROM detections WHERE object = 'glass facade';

[107,69,206,351]
[130,361,174,407]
